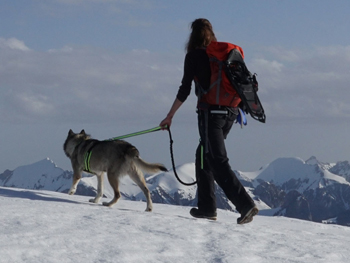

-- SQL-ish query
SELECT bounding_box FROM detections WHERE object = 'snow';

[1,186,350,263]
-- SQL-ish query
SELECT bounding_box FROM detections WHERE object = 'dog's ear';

[80,129,86,135]
[68,129,74,136]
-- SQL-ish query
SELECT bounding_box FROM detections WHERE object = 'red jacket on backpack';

[198,41,244,108]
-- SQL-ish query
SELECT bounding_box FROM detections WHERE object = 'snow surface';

[1,186,350,263]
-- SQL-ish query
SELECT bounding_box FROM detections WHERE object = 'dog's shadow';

[0,187,83,205]
[1,187,212,222]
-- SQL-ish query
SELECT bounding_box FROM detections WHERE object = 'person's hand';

[159,98,182,130]
[159,116,172,130]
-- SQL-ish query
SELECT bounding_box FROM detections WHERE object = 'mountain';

[0,158,96,196]
[1,156,350,227]
[237,156,350,226]
[329,160,350,182]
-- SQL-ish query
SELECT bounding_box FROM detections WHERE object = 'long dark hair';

[186,18,217,53]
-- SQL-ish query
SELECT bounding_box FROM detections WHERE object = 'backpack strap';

[195,57,225,106]
[208,57,224,105]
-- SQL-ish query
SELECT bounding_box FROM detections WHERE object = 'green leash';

[105,126,163,141]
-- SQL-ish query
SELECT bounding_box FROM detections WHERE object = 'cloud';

[17,93,54,115]
[0,38,182,125]
[0,38,31,51]
[248,45,350,122]
[1,38,349,126]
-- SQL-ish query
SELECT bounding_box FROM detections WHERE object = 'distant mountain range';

[236,156,350,226]
[1,156,350,226]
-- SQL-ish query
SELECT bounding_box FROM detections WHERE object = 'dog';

[63,129,167,211]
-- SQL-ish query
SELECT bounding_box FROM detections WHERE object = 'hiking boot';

[237,205,259,224]
[190,208,217,221]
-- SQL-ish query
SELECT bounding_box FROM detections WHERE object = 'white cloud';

[0,38,182,124]
[252,59,284,73]
[250,58,284,91]
[0,38,31,51]
[1,38,349,126]
[248,45,350,121]
[263,46,302,63]
[17,93,55,115]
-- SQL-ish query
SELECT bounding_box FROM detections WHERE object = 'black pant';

[195,108,254,214]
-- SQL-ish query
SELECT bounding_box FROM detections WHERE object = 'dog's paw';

[68,187,76,195]
[89,198,99,203]
[103,201,117,208]
[145,207,153,212]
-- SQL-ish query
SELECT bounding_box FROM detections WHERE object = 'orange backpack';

[196,41,244,108]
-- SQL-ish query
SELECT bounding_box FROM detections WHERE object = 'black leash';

[107,126,197,186]
[167,128,197,186]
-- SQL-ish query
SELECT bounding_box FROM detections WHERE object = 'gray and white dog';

[63,129,167,211]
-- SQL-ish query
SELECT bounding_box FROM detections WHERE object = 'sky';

[0,0,349,173]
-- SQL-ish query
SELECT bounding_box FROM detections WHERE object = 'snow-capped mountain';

[0,158,96,196]
[1,156,350,227]
[237,156,350,225]
[239,156,348,190]
[329,160,350,182]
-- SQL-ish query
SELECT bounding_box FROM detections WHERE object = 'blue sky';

[0,0,349,172]
[2,1,349,51]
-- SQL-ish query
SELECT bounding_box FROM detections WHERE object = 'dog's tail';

[134,157,168,174]
[127,146,167,173]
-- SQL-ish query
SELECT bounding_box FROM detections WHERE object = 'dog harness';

[84,150,93,173]
[82,140,100,174]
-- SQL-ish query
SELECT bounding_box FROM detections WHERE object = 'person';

[159,18,258,224]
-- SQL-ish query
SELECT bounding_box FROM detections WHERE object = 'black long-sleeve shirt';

[176,49,211,103]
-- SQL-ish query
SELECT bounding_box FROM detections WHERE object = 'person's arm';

[160,52,194,129]
[159,98,183,129]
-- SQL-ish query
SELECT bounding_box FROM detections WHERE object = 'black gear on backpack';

[224,49,266,123]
